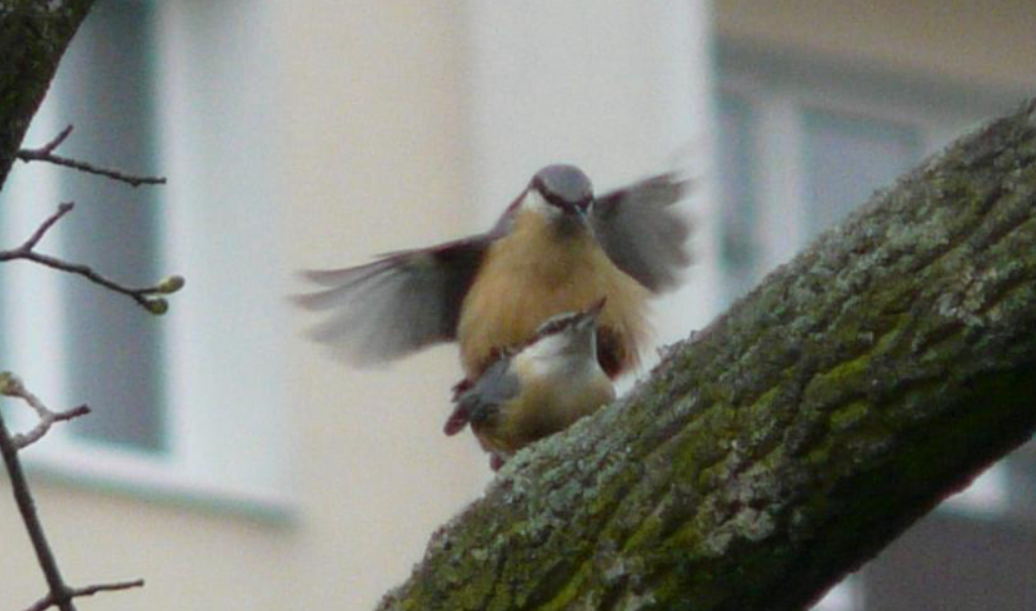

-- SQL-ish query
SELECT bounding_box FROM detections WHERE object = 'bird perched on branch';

[295,164,691,380]
[444,300,613,470]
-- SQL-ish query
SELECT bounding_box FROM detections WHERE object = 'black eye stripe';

[544,192,569,209]
[533,177,591,210]
[544,319,568,334]
[533,177,561,205]
[538,314,582,337]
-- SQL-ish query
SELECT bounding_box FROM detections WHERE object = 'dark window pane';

[53,0,166,452]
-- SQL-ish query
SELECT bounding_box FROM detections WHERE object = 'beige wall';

[277,3,491,608]
[2,2,486,610]
[6,2,1034,611]
[0,482,296,608]
[279,2,714,608]
[3,2,710,610]
[716,0,1036,91]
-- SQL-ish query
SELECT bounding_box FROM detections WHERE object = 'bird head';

[522,164,594,231]
[525,298,606,361]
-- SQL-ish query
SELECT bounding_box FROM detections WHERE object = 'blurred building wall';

[2,2,1034,610]
[1,2,713,610]
[717,0,1036,91]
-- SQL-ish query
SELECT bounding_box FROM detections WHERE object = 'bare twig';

[31,124,73,156]
[16,124,166,187]
[0,371,91,450]
[11,405,90,449]
[22,579,146,611]
[1,397,78,611]
[0,372,91,448]
[0,202,183,314]
[0,374,144,611]
[17,201,75,251]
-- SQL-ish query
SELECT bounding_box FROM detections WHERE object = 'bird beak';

[572,201,590,223]
[587,297,607,318]
[575,298,607,332]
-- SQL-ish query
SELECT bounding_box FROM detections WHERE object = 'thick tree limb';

[376,99,1036,610]
[0,0,95,191]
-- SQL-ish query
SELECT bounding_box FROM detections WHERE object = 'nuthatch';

[295,164,690,380]
[444,300,613,470]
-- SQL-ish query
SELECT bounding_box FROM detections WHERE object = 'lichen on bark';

[376,98,1036,611]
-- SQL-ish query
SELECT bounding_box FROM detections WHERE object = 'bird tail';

[443,377,474,435]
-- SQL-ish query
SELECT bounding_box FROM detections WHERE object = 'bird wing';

[589,173,692,292]
[444,356,520,435]
[294,235,492,365]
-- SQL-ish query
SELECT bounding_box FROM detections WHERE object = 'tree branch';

[0,0,96,190]
[22,580,145,611]
[375,99,1036,610]
[0,372,90,449]
[0,202,184,314]
[0,414,73,611]
[25,124,73,156]
[1,374,145,611]
[1,5,149,610]
[17,124,167,187]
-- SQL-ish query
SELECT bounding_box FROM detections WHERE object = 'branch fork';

[16,124,166,187]
[0,373,145,611]
[0,202,183,313]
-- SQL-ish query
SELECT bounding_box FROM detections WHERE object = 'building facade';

[1,1,1033,609]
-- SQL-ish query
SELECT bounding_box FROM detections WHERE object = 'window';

[800,107,919,239]
[714,39,1032,610]
[2,1,164,450]
[56,0,166,452]
[716,91,761,301]
[714,42,1015,305]
[0,1,290,516]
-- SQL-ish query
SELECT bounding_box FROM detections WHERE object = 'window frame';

[715,51,1019,509]
[0,1,293,519]
[713,41,1030,611]
[715,40,1018,286]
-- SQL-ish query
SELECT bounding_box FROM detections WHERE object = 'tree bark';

[376,99,1036,610]
[0,0,94,191]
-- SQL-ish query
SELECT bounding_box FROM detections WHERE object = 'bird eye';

[537,312,581,337]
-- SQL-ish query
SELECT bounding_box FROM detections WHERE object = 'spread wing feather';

[590,173,692,292]
[294,236,490,365]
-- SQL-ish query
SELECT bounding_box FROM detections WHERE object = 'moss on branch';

[376,98,1036,611]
